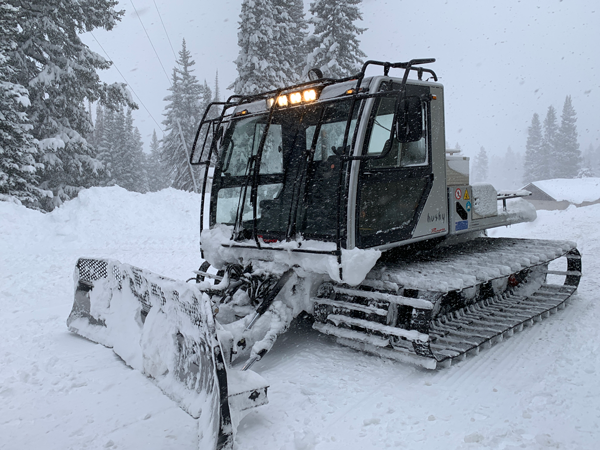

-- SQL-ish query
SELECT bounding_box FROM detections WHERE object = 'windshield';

[212,98,360,240]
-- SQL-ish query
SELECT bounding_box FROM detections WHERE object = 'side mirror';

[396,96,423,143]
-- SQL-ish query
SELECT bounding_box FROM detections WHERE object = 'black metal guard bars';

[192,59,438,264]
[355,59,437,89]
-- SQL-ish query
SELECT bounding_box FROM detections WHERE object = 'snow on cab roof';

[527,178,600,204]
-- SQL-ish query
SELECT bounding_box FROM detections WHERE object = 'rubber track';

[428,283,577,367]
[312,237,581,369]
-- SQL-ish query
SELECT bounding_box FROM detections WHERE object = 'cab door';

[356,85,433,248]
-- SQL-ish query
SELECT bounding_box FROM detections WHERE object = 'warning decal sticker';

[463,189,470,200]
[454,188,462,200]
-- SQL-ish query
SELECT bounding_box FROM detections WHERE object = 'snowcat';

[67,59,581,449]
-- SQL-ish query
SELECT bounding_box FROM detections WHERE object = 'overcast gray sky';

[84,0,600,158]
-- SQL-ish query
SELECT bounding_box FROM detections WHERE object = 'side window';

[400,106,427,166]
[365,96,428,169]
[366,97,396,157]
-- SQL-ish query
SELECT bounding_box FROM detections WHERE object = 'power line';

[89,31,164,133]
[130,0,172,85]
[128,0,197,189]
[153,0,177,60]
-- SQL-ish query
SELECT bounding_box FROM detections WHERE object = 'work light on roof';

[289,92,302,104]
[266,88,319,109]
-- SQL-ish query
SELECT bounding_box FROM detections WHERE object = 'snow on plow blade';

[67,258,268,450]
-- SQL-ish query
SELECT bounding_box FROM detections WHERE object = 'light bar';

[266,88,319,109]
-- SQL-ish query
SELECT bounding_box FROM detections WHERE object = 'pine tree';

[119,110,147,192]
[304,0,367,79]
[231,0,297,95]
[146,130,169,191]
[95,107,147,192]
[97,106,121,186]
[274,0,308,81]
[213,71,221,102]
[503,146,523,189]
[523,113,543,184]
[582,143,600,177]
[555,95,580,178]
[472,146,489,182]
[0,2,45,208]
[541,105,558,179]
[89,105,106,152]
[4,0,136,210]
[161,40,209,191]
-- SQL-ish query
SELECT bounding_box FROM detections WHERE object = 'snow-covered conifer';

[503,146,523,189]
[96,106,122,187]
[274,0,308,82]
[472,146,489,182]
[304,0,367,79]
[214,71,221,102]
[95,107,147,192]
[90,105,106,153]
[161,40,208,191]
[555,96,580,179]
[582,143,600,177]
[541,105,558,180]
[4,0,136,209]
[120,110,148,193]
[523,113,543,184]
[231,0,298,94]
[0,2,45,208]
[146,130,169,191]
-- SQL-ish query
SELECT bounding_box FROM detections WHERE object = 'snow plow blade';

[67,258,268,450]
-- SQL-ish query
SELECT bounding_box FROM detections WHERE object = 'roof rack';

[224,58,438,107]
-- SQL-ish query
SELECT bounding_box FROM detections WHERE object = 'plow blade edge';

[67,258,268,450]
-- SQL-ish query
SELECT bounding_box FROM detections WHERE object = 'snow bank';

[3,186,600,450]
[49,186,201,244]
[503,197,537,222]
[530,177,600,204]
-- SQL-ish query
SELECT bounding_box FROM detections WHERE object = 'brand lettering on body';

[427,211,446,223]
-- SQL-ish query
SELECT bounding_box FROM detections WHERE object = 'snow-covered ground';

[1,187,599,450]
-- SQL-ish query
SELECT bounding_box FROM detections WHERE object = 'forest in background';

[461,94,600,191]
[2,0,598,210]
[0,0,368,210]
